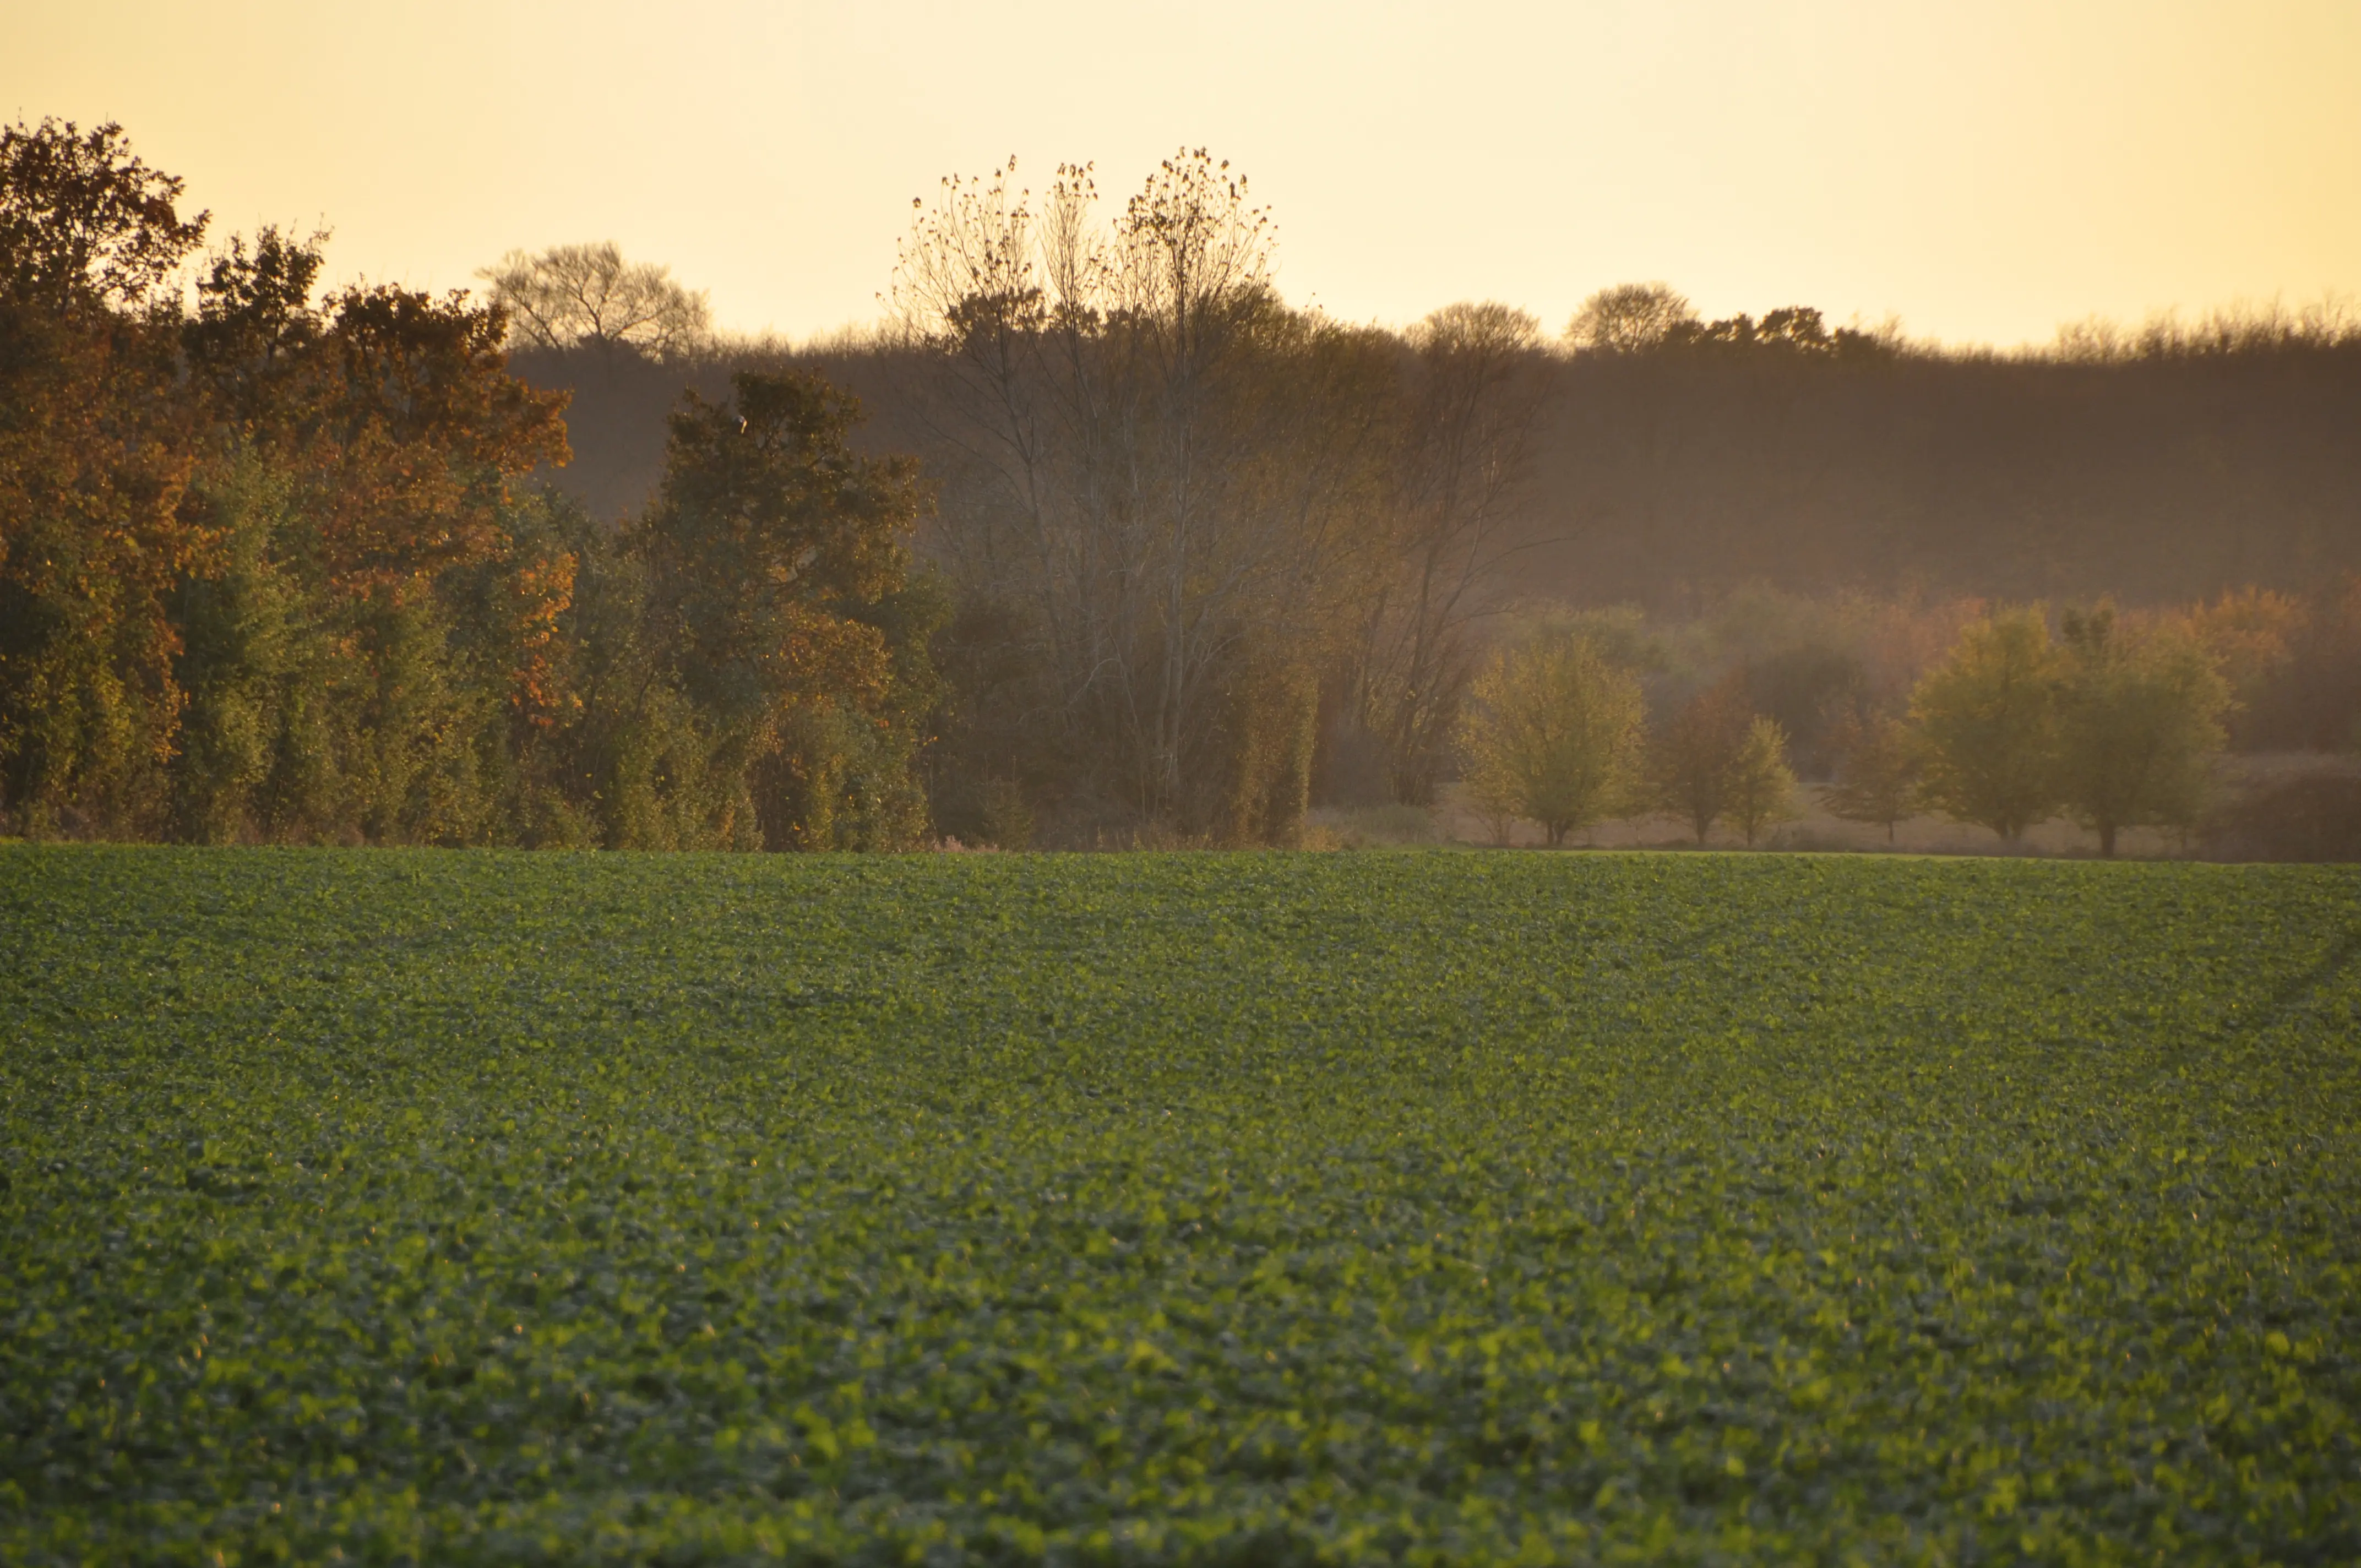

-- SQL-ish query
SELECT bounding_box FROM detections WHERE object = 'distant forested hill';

[518,329,2361,611]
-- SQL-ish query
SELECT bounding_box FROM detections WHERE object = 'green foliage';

[3,848,2356,1563]
[1911,607,2066,841]
[2057,607,2231,856]
[1722,716,1798,847]
[643,370,941,852]
[1456,634,1645,846]
[166,460,322,842]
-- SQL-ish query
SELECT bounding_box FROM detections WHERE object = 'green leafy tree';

[1724,716,1798,847]
[1456,634,1643,847]
[1823,711,1921,843]
[1910,608,2064,841]
[2056,607,2231,856]
[166,457,324,842]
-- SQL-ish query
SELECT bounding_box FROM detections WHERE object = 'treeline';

[5,123,2358,852]
[1526,290,2361,611]
[527,282,2361,614]
[1457,595,2329,856]
[0,121,937,847]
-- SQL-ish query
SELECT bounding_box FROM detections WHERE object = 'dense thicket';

[0,120,935,847]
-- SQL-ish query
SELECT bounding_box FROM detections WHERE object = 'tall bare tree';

[893,151,1391,840]
[1353,301,1552,804]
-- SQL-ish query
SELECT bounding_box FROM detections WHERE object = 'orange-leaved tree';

[0,118,211,834]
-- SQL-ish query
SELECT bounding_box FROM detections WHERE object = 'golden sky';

[7,0,2357,349]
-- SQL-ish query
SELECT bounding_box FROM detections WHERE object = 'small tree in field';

[2056,607,2231,856]
[1910,608,2064,841]
[1823,711,1921,843]
[1456,635,1644,846]
[1649,675,1751,843]
[1724,716,1799,847]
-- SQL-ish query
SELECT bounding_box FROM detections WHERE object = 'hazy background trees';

[2053,608,2228,856]
[1908,609,2065,842]
[1723,718,1799,847]
[1440,584,2299,855]
[1565,282,1694,355]
[1349,302,1553,808]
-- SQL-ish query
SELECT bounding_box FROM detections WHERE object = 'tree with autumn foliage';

[1647,674,1754,845]
[1455,633,1644,847]
[1723,716,1799,847]
[1,119,592,845]
[1822,711,1921,843]
[0,119,210,835]
[0,118,949,849]
[637,371,942,850]
[171,224,577,843]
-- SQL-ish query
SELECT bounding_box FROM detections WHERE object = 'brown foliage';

[1649,674,1754,844]
[0,118,214,826]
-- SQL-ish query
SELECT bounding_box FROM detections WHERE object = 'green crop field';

[2,847,2357,1565]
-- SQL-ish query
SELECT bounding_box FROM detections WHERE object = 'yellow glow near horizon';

[7,0,2357,350]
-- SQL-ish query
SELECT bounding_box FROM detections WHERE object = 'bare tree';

[1354,301,1552,803]
[1566,281,1696,355]
[892,151,1391,839]
[476,241,710,360]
